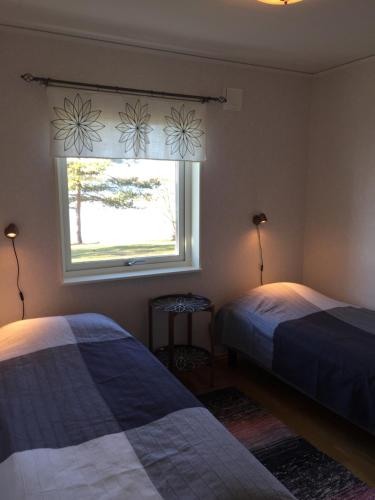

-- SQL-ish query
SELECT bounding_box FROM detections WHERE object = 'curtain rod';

[21,73,227,103]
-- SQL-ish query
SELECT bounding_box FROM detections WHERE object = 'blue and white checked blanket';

[216,282,375,434]
[0,313,293,499]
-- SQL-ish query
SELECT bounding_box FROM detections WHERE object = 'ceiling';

[1,0,375,74]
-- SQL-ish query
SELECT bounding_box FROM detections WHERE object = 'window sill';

[62,265,202,285]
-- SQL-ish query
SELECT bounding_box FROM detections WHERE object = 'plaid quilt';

[0,313,294,499]
[216,282,375,434]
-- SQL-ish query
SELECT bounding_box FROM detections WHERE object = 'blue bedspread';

[216,283,375,434]
[0,313,293,500]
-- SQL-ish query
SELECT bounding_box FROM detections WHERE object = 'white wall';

[304,58,375,308]
[0,28,310,344]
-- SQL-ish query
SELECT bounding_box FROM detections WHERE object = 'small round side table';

[148,293,215,386]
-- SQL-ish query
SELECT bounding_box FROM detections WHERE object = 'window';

[57,158,200,283]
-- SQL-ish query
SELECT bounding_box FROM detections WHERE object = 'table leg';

[168,312,176,372]
[228,349,238,368]
[209,306,215,387]
[148,300,153,352]
[187,312,193,345]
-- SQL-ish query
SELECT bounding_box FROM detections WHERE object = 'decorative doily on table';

[151,294,211,313]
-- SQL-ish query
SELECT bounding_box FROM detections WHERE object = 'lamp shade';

[4,223,18,239]
[253,213,268,226]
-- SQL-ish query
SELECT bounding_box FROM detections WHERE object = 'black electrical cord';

[11,239,25,320]
[256,225,264,286]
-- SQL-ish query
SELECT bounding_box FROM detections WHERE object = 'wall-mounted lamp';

[4,223,19,239]
[253,213,268,226]
[252,213,268,286]
[4,223,25,320]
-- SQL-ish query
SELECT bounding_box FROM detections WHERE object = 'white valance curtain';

[48,88,206,161]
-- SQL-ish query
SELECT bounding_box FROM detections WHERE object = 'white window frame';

[56,159,201,284]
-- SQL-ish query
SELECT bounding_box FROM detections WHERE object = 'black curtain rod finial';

[21,73,35,83]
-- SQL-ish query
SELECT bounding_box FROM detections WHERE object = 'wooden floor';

[178,357,375,487]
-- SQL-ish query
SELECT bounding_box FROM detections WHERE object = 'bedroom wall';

[0,28,310,345]
[303,58,375,308]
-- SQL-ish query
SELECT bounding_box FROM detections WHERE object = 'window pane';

[66,158,180,264]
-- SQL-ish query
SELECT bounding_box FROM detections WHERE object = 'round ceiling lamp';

[257,0,303,5]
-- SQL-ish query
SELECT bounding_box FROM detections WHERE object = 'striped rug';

[200,387,375,500]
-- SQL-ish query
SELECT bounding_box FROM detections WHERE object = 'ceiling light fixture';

[257,0,303,5]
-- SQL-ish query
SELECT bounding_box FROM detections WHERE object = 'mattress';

[0,312,294,499]
[216,282,375,434]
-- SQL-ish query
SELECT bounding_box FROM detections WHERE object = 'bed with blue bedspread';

[216,282,375,434]
[0,312,294,499]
